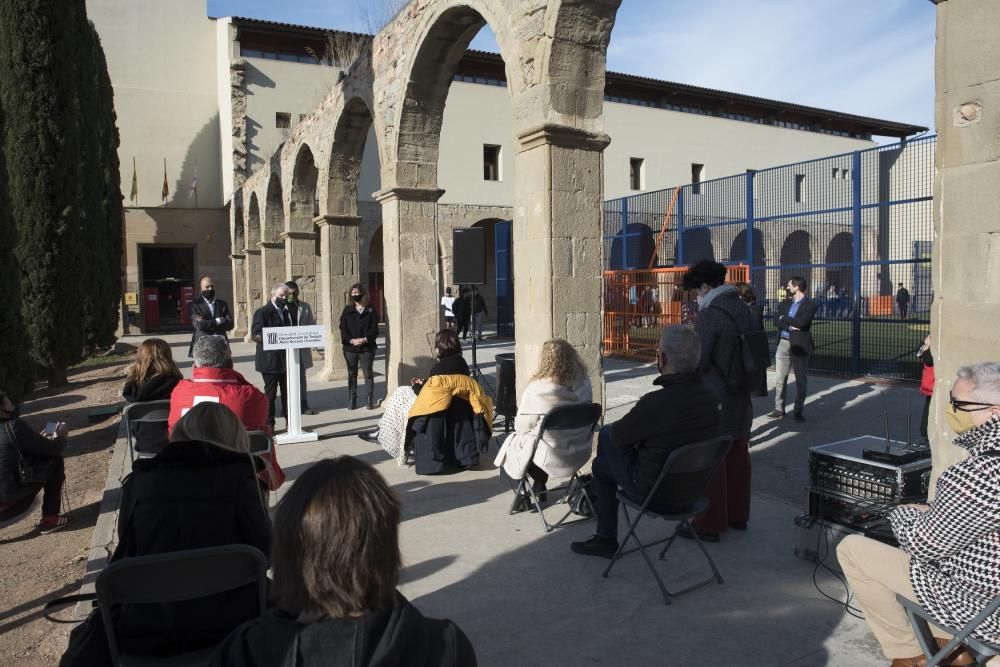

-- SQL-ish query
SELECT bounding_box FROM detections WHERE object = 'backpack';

[709,304,770,395]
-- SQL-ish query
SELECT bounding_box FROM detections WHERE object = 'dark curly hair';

[682,260,727,290]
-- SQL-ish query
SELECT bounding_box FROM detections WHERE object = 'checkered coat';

[890,417,1000,642]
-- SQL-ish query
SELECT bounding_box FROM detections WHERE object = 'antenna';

[906,413,912,450]
[883,409,891,453]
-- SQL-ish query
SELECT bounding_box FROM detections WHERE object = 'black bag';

[709,305,771,395]
[43,593,113,667]
[3,421,52,486]
[567,474,596,517]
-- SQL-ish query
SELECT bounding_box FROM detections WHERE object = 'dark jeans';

[0,457,65,520]
[344,349,374,402]
[262,372,288,427]
[920,395,931,439]
[299,359,310,410]
[592,426,640,541]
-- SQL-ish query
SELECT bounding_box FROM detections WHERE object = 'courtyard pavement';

[99,330,931,666]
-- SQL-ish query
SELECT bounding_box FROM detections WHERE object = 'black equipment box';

[807,435,931,532]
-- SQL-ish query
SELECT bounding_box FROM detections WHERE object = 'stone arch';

[244,192,264,328]
[259,172,287,297]
[289,143,319,233]
[677,228,715,265]
[826,232,854,299]
[780,230,813,289]
[327,97,374,217]
[246,193,261,247]
[284,143,321,310]
[729,228,766,295]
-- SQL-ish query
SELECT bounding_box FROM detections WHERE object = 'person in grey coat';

[285,281,317,415]
[681,260,754,542]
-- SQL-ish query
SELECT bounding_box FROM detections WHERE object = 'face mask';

[946,401,978,435]
[351,294,363,303]
[696,294,706,307]
[202,289,215,301]
[274,297,287,309]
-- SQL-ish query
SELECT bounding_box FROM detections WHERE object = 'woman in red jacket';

[918,335,934,444]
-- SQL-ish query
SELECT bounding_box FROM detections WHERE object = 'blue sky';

[207,0,935,133]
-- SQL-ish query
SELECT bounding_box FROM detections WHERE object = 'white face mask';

[696,294,706,307]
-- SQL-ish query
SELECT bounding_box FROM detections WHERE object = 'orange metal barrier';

[603,265,750,359]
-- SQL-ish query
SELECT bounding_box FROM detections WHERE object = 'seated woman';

[365,329,472,466]
[838,362,1000,666]
[122,337,183,453]
[211,455,477,666]
[0,389,71,533]
[110,402,272,657]
[494,339,593,512]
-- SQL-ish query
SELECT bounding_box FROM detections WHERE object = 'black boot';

[367,396,376,410]
[350,396,358,410]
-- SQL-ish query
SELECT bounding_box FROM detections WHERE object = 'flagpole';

[194,160,199,209]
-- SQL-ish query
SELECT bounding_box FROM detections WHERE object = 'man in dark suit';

[769,276,818,423]
[251,283,291,430]
[188,276,234,357]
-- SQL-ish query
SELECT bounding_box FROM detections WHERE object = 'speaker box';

[452,227,486,285]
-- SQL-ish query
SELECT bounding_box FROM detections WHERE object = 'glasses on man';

[949,392,997,413]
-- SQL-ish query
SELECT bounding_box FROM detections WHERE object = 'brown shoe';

[936,638,976,666]
[889,657,926,667]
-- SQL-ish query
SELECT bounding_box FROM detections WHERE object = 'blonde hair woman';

[109,402,271,656]
[122,338,182,403]
[494,339,593,511]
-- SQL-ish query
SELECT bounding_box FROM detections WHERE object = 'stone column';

[243,247,263,341]
[230,253,247,338]
[928,0,1000,493]
[282,231,319,311]
[373,187,444,394]
[258,241,286,302]
[513,125,609,406]
[316,214,361,381]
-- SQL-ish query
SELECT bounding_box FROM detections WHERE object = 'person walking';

[251,284,292,431]
[896,282,911,320]
[187,275,234,357]
[339,283,379,410]
[441,287,456,329]
[284,281,318,416]
[768,277,817,423]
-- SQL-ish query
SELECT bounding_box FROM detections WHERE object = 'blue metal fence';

[603,135,936,380]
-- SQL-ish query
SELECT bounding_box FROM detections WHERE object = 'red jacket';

[920,363,935,397]
[168,367,285,490]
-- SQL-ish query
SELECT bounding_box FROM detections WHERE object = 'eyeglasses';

[949,392,998,413]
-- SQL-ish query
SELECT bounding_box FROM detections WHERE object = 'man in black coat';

[571,325,722,558]
[251,284,292,429]
[188,275,234,357]
[769,276,818,423]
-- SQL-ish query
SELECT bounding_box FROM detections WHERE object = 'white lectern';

[263,324,327,445]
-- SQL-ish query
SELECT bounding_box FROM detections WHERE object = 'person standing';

[472,290,488,340]
[251,284,292,430]
[284,281,318,416]
[896,282,911,320]
[769,277,817,423]
[187,275,234,357]
[454,288,471,340]
[339,283,379,410]
[734,282,769,398]
[918,335,934,445]
[681,260,754,542]
[441,287,456,329]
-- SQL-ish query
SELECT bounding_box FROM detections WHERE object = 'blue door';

[495,220,514,337]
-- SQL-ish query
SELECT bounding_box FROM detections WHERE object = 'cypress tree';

[0,0,88,386]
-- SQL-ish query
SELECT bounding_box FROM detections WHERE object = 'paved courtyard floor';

[103,330,931,666]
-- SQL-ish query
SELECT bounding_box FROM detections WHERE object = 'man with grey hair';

[572,325,723,559]
[837,361,1000,664]
[251,284,292,430]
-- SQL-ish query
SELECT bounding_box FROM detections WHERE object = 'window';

[832,167,840,180]
[794,174,806,203]
[275,112,291,129]
[240,47,263,59]
[691,163,705,194]
[841,168,850,180]
[629,158,645,191]
[483,144,501,181]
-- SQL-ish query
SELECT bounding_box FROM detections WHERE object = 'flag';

[129,157,138,203]
[161,158,169,202]
[188,162,198,200]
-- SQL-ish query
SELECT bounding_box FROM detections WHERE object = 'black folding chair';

[247,431,273,457]
[96,544,268,667]
[122,400,171,462]
[602,435,731,605]
[507,402,602,532]
[897,594,1000,666]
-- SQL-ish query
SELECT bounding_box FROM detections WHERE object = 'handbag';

[3,421,52,486]
[567,474,596,517]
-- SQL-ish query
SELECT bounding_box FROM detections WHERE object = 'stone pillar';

[243,247,263,340]
[316,214,361,381]
[230,253,247,338]
[258,241,286,302]
[282,231,319,311]
[928,0,1000,493]
[513,125,609,406]
[374,187,444,394]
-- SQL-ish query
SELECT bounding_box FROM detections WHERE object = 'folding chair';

[96,544,268,667]
[897,594,1000,666]
[122,400,172,462]
[508,402,602,532]
[247,431,273,457]
[602,435,731,605]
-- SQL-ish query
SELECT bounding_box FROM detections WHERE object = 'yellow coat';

[408,374,493,430]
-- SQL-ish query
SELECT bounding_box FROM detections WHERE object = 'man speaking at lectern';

[252,283,292,430]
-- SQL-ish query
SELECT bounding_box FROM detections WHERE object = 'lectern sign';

[263,325,326,350]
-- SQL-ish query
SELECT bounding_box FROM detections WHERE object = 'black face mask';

[274,297,287,309]
[351,294,363,303]
[2,404,19,421]
[202,289,215,301]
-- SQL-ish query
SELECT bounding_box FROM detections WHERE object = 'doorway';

[140,245,196,330]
